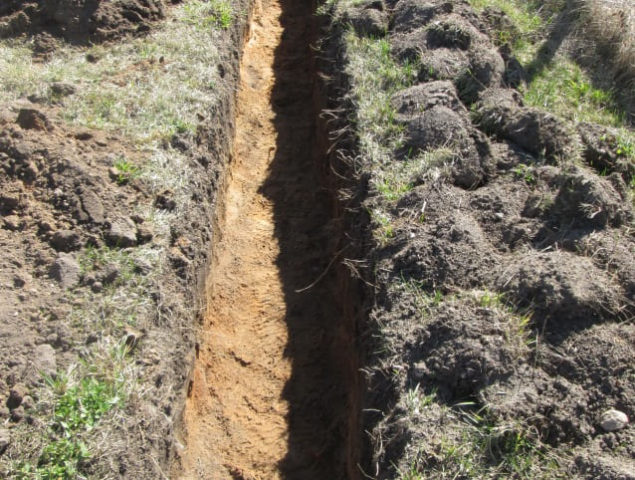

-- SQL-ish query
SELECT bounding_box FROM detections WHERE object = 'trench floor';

[176,0,351,478]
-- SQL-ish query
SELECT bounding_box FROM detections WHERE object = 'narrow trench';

[176,0,360,478]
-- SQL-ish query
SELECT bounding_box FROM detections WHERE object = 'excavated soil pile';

[324,0,635,477]
[0,0,168,48]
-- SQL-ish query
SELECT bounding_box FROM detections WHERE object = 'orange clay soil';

[175,0,355,478]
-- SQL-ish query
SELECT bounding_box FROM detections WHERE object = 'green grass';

[467,0,543,55]
[404,409,567,479]
[469,0,632,130]
[512,163,536,185]
[404,384,437,416]
[183,0,233,30]
[0,2,225,144]
[370,209,396,245]
[346,33,416,160]
[15,371,124,479]
[372,148,457,202]
[523,59,627,127]
[474,290,534,349]
[79,245,136,281]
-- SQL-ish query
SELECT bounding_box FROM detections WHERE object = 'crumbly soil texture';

[0,0,170,47]
[321,0,635,478]
[0,0,251,477]
[1,0,634,479]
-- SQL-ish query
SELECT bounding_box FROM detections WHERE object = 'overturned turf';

[319,0,634,477]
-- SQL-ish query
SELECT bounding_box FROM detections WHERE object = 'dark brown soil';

[0,0,251,476]
[0,0,169,47]
[323,0,635,478]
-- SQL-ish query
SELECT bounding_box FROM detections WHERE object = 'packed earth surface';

[0,0,633,479]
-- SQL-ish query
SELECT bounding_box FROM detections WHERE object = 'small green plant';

[16,373,123,479]
[399,276,445,315]
[51,377,121,433]
[113,157,141,185]
[376,178,413,202]
[184,0,233,30]
[404,384,437,415]
[172,118,195,135]
[512,163,536,185]
[371,209,396,245]
[615,135,634,158]
[479,290,506,308]
[79,245,136,283]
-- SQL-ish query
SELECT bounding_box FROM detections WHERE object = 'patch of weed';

[346,32,416,162]
[370,209,396,246]
[411,410,566,478]
[523,60,626,126]
[113,157,141,185]
[183,0,233,30]
[0,2,225,144]
[512,163,536,185]
[79,245,135,282]
[404,384,437,416]
[15,371,124,479]
[468,0,543,55]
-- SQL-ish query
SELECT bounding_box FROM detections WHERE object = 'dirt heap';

[320,0,634,477]
[0,0,171,46]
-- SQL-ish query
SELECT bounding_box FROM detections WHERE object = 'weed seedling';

[113,157,141,185]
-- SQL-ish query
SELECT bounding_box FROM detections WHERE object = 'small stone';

[137,224,154,244]
[13,272,32,288]
[21,395,34,410]
[3,215,22,231]
[7,384,28,409]
[50,82,76,97]
[91,281,104,293]
[10,406,25,422]
[133,258,152,274]
[34,344,56,377]
[16,108,52,131]
[123,327,143,350]
[50,253,80,288]
[0,406,9,419]
[26,94,47,104]
[0,427,10,455]
[22,161,39,182]
[50,229,82,252]
[80,189,105,224]
[106,217,138,247]
[38,219,55,232]
[101,264,120,285]
[75,131,93,141]
[600,409,629,432]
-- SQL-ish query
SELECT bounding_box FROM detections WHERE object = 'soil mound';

[0,0,169,45]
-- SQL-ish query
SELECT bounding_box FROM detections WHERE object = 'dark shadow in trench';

[257,0,359,479]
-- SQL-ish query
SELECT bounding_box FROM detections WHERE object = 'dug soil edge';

[172,0,366,478]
